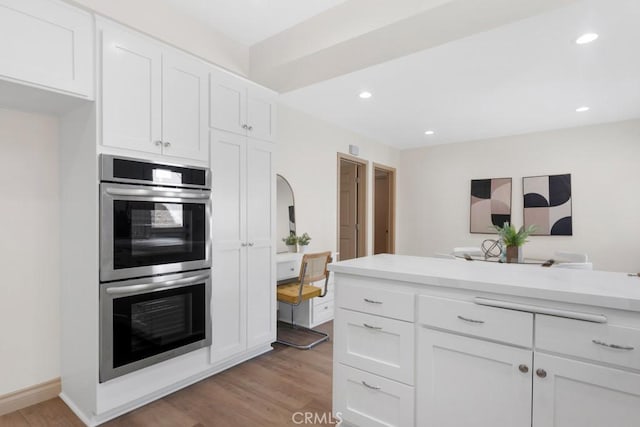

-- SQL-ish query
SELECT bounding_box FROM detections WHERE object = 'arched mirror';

[276,174,296,253]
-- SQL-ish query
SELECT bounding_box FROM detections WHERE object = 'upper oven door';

[101,182,211,282]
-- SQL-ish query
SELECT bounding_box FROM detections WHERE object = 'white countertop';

[328,254,640,312]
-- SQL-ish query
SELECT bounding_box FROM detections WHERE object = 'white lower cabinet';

[335,364,414,427]
[416,328,533,427]
[210,129,275,364]
[532,353,640,427]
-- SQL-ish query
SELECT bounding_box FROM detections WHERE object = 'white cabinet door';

[417,328,532,427]
[210,69,247,136]
[210,130,247,363]
[0,0,92,98]
[162,52,208,161]
[246,85,276,142]
[101,24,162,154]
[533,353,640,427]
[246,138,275,348]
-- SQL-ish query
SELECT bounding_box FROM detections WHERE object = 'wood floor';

[0,322,333,427]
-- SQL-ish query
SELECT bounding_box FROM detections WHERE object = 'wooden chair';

[276,251,332,349]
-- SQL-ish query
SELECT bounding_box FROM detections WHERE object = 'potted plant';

[282,234,298,253]
[297,233,312,253]
[492,222,537,263]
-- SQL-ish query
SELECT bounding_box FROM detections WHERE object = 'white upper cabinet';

[0,0,93,98]
[101,24,162,155]
[210,69,277,142]
[210,70,247,136]
[162,52,209,161]
[100,20,208,162]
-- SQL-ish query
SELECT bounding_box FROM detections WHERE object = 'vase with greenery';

[282,234,298,253]
[297,233,312,253]
[492,222,537,263]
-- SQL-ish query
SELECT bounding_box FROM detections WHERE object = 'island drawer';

[334,363,414,427]
[335,309,414,385]
[338,281,414,322]
[418,295,533,347]
[536,314,640,370]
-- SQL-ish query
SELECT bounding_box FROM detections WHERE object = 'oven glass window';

[113,201,206,270]
[112,284,206,368]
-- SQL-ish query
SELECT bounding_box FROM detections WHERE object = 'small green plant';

[492,222,537,247]
[282,234,298,246]
[297,232,312,246]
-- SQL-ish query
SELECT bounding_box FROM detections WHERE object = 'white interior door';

[417,328,533,427]
[246,138,275,348]
[162,51,208,161]
[533,353,640,427]
[210,69,247,136]
[210,130,247,363]
[246,85,276,142]
[101,24,162,154]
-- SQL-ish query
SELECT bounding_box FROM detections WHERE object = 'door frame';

[372,163,396,254]
[337,153,368,261]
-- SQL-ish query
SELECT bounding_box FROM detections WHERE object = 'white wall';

[275,104,400,258]
[398,119,640,273]
[67,0,250,76]
[0,109,60,395]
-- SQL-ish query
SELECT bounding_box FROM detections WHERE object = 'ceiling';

[280,0,640,149]
[159,0,347,46]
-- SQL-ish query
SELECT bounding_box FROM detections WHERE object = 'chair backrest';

[299,251,333,284]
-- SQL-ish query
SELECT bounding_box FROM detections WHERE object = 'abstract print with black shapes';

[470,178,512,233]
[523,174,572,236]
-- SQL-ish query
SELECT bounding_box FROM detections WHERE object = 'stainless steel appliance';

[99,270,212,382]
[100,155,211,282]
[99,155,212,382]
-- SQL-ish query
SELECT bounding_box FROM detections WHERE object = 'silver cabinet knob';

[155,140,163,146]
[163,141,171,148]
[518,364,529,374]
[248,125,253,131]
[241,243,248,247]
[242,124,248,129]
[536,369,547,378]
[248,242,254,247]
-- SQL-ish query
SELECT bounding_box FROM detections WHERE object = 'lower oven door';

[100,182,211,282]
[100,270,212,383]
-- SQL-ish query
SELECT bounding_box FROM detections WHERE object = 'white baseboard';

[0,378,61,416]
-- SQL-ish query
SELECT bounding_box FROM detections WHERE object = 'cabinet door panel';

[162,52,208,161]
[210,69,247,135]
[247,245,274,347]
[247,85,276,142]
[533,353,640,427]
[101,25,162,153]
[210,130,247,363]
[417,328,532,427]
[246,139,274,347]
[0,0,92,97]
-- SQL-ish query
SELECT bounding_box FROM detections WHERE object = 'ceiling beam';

[250,0,578,92]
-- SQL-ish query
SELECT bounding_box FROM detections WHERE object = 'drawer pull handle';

[364,298,383,304]
[363,323,383,330]
[457,315,485,324]
[361,381,381,390]
[592,339,634,351]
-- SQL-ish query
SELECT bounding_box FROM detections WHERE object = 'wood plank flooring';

[0,322,333,427]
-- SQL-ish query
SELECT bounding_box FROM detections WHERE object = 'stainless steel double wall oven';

[99,155,212,382]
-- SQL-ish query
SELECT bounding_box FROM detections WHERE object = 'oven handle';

[105,273,210,295]
[105,187,210,200]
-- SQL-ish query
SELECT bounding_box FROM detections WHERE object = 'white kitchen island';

[328,254,640,427]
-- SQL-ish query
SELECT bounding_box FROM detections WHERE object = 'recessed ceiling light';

[359,91,372,99]
[576,33,598,45]
[424,130,435,135]
[576,106,590,113]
